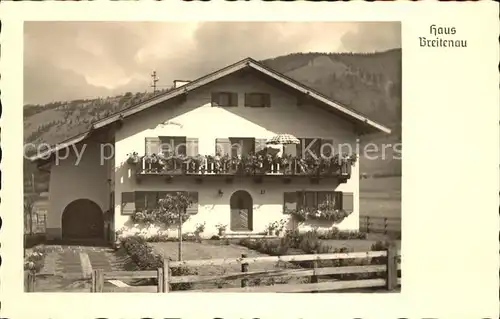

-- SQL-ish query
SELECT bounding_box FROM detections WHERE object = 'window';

[211,92,238,107]
[283,191,344,214]
[244,93,271,107]
[159,136,186,156]
[229,137,255,157]
[297,138,321,159]
[121,192,135,215]
[134,191,199,214]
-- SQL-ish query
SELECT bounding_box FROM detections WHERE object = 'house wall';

[114,72,360,238]
[45,140,110,239]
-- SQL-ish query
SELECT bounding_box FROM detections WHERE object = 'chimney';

[173,80,190,88]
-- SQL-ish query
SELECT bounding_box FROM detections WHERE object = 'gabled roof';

[30,57,391,162]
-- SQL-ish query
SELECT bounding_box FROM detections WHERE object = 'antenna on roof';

[151,70,159,94]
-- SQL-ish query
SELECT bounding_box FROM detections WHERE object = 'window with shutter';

[134,191,146,212]
[304,191,316,209]
[159,136,186,156]
[254,138,267,155]
[341,192,354,213]
[186,138,199,156]
[145,137,161,156]
[244,93,271,107]
[283,192,298,213]
[321,139,334,159]
[211,92,238,107]
[121,192,135,215]
[283,144,297,157]
[229,137,255,157]
[185,192,199,215]
[145,192,158,210]
[300,138,321,159]
[297,191,305,209]
[215,138,231,156]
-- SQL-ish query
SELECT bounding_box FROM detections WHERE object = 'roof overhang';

[30,57,391,164]
[29,131,91,162]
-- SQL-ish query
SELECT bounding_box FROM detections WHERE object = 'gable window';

[211,92,238,107]
[244,93,271,108]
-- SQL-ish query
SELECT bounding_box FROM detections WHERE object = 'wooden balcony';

[134,154,354,183]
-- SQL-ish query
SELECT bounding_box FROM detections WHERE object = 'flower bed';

[120,235,197,291]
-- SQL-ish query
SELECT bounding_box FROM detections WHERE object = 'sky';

[24,21,401,105]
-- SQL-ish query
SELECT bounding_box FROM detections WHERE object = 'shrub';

[120,236,198,291]
[238,238,290,256]
[317,227,367,240]
[24,234,47,249]
[24,246,46,273]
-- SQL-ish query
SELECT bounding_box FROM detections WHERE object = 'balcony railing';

[132,153,355,179]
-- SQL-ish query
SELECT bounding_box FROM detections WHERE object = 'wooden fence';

[360,216,401,235]
[89,247,401,293]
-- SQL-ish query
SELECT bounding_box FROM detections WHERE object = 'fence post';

[96,269,105,292]
[163,259,170,293]
[385,243,398,291]
[384,218,388,235]
[241,254,248,288]
[157,267,164,293]
[91,269,97,292]
[311,251,318,284]
[27,272,36,292]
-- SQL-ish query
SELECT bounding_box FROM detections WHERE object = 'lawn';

[360,176,401,219]
[151,241,306,289]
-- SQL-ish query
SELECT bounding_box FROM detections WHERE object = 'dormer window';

[244,93,271,107]
[211,92,238,107]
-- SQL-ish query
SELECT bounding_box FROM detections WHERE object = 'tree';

[24,195,37,235]
[157,192,193,261]
[132,192,193,261]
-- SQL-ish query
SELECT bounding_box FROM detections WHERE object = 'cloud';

[24,21,401,105]
[340,22,402,53]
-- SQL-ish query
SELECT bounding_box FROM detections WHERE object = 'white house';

[30,57,391,242]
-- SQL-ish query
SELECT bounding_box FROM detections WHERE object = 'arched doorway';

[230,190,253,231]
[62,199,104,241]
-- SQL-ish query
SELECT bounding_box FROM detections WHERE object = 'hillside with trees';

[23,49,402,193]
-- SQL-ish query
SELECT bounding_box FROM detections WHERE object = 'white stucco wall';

[46,140,110,238]
[113,72,360,238]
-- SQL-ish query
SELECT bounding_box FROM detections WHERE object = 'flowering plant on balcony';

[143,153,164,172]
[205,154,235,174]
[240,153,264,174]
[126,152,140,165]
[288,201,351,224]
[135,151,357,177]
[295,153,357,176]
[185,154,206,173]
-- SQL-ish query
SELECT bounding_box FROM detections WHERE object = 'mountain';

[23,49,402,193]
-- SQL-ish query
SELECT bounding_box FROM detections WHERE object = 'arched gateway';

[61,199,104,240]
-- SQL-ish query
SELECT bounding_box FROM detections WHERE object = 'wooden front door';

[230,190,253,231]
[61,199,104,240]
